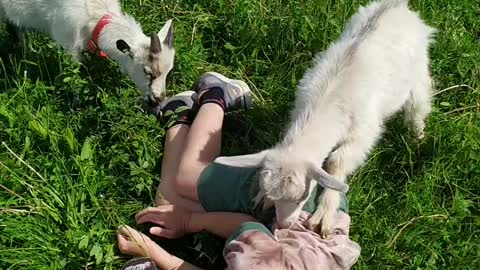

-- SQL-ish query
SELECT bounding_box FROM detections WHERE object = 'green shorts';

[197,162,348,221]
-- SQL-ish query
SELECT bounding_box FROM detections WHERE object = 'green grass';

[1,0,479,269]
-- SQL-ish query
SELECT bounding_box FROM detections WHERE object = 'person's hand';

[117,225,186,270]
[117,225,152,258]
[136,205,192,239]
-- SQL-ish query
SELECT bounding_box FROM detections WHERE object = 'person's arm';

[117,224,205,270]
[136,205,258,239]
[149,247,201,270]
[152,255,203,270]
[187,212,258,238]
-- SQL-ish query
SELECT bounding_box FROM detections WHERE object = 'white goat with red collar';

[215,0,435,237]
[0,0,174,103]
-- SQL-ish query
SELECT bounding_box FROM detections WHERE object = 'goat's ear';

[158,19,174,49]
[116,40,133,58]
[214,151,269,168]
[307,163,349,193]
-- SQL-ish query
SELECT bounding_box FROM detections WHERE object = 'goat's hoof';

[307,212,336,238]
[319,222,334,239]
[416,130,425,140]
[305,215,320,231]
[306,214,334,238]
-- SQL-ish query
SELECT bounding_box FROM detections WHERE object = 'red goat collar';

[87,14,113,58]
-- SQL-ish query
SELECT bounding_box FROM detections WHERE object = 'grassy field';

[1,0,479,269]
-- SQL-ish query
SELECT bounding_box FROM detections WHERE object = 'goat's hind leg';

[404,76,432,140]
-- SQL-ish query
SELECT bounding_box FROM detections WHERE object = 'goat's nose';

[148,95,164,106]
[154,96,163,104]
[144,98,163,117]
[147,97,159,106]
[154,92,166,103]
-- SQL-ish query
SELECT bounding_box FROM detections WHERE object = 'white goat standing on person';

[0,0,175,104]
[215,0,435,237]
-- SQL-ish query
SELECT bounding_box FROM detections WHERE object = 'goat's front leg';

[306,146,349,237]
[306,187,344,238]
[307,129,379,237]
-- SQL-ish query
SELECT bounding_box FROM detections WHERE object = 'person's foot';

[150,91,198,128]
[192,72,252,112]
[158,91,196,117]
[146,91,196,118]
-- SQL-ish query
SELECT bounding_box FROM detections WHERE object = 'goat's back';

[0,0,122,34]
[340,0,434,115]
[288,0,434,142]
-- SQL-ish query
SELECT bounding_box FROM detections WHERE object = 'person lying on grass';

[117,72,361,270]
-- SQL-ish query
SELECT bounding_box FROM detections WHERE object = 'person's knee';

[156,179,173,205]
[172,171,194,198]
[174,160,207,199]
[157,176,192,206]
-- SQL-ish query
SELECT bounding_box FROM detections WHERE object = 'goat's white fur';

[0,0,175,102]
[215,0,435,236]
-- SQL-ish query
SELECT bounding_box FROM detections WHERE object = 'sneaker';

[158,91,196,117]
[145,91,195,117]
[192,72,252,112]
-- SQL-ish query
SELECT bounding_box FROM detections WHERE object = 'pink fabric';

[224,211,360,270]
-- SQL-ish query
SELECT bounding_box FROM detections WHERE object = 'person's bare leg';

[173,72,252,201]
[155,125,186,206]
[155,124,204,212]
[174,103,225,200]
[152,91,204,212]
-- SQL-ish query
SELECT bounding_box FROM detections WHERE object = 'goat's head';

[115,19,175,104]
[259,155,311,228]
[215,150,349,228]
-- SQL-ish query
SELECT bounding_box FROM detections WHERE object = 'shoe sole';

[161,91,195,107]
[157,91,195,117]
[204,72,253,110]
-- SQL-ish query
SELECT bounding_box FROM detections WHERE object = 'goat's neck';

[83,14,147,58]
[281,110,350,160]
